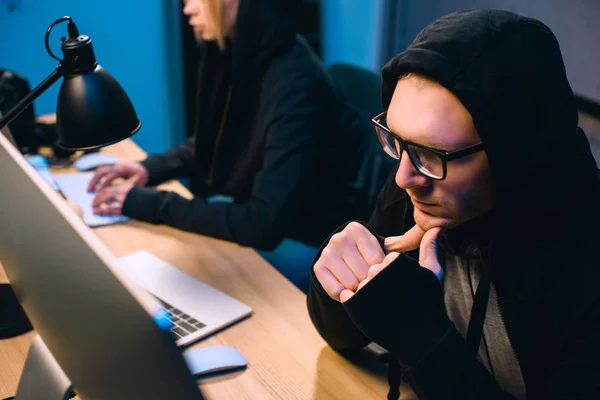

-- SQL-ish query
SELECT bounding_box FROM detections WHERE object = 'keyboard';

[53,172,129,227]
[118,250,253,347]
[158,298,207,340]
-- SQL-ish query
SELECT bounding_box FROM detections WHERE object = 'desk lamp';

[0,16,141,339]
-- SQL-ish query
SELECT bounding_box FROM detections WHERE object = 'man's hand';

[36,113,57,125]
[340,227,444,302]
[418,227,444,279]
[313,222,384,301]
[313,223,425,302]
[91,181,136,216]
[339,251,400,302]
[87,162,149,192]
[384,224,426,253]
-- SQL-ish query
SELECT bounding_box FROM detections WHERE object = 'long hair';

[203,0,226,50]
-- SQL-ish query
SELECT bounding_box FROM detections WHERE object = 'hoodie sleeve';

[306,173,412,351]
[306,222,374,351]
[307,198,519,399]
[140,137,196,187]
[121,71,331,250]
[342,254,518,399]
[307,177,404,351]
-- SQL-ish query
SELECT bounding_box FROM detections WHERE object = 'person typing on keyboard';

[87,0,374,292]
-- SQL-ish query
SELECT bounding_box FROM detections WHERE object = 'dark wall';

[389,0,600,105]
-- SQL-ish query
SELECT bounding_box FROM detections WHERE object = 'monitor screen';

[0,133,204,400]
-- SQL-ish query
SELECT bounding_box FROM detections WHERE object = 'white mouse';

[74,152,120,171]
[183,345,247,376]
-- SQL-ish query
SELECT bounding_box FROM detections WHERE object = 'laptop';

[118,250,253,347]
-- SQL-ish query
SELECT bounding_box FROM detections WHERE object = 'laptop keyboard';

[158,299,206,339]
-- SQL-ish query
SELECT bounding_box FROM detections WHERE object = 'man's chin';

[413,209,457,231]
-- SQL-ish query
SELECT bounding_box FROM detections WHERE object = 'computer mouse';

[73,152,120,171]
[183,345,247,376]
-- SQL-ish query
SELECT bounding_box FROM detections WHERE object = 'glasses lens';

[407,145,444,179]
[374,124,401,159]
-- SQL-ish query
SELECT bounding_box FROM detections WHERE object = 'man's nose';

[395,150,429,189]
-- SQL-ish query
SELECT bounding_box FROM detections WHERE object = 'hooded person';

[307,8,600,400]
[86,0,377,290]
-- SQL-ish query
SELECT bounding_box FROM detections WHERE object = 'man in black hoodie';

[308,9,600,399]
[85,0,378,290]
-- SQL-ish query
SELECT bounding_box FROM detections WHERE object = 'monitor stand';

[14,335,73,400]
[0,284,33,339]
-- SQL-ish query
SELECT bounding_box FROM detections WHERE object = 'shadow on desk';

[314,346,418,400]
[194,367,247,385]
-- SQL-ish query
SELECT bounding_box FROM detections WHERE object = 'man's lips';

[412,198,437,207]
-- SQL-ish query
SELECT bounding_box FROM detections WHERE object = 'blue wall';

[320,0,385,73]
[0,0,186,155]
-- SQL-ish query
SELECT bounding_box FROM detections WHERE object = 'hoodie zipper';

[494,287,524,384]
[469,250,525,398]
[193,55,206,139]
[482,245,523,377]
[207,85,232,187]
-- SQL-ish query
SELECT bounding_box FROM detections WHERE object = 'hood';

[381,9,600,262]
[231,0,301,81]
[199,0,301,87]
[195,0,301,188]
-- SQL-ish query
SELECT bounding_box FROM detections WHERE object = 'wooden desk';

[0,140,411,399]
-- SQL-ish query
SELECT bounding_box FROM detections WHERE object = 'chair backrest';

[0,69,36,152]
[327,62,382,123]
[326,63,395,219]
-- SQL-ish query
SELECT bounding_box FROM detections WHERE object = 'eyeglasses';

[372,111,485,180]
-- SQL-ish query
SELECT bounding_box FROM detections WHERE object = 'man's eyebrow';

[387,119,480,152]
[387,125,455,152]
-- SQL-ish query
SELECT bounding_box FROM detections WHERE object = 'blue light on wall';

[0,0,186,155]
[320,0,385,73]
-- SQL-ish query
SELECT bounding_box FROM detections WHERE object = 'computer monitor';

[0,110,18,149]
[0,132,205,399]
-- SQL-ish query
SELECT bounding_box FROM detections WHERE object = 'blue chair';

[256,239,317,294]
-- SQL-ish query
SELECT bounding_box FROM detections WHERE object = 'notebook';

[53,172,130,227]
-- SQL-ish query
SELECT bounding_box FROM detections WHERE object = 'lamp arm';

[0,67,64,131]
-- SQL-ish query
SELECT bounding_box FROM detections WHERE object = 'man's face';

[387,77,495,231]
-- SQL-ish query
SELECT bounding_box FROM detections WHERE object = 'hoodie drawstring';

[384,251,489,400]
[465,254,491,358]
[387,357,402,400]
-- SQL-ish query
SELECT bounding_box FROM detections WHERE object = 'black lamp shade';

[56,65,141,151]
[0,17,143,341]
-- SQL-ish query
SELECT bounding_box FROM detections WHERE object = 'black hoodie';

[121,0,373,250]
[307,9,600,399]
